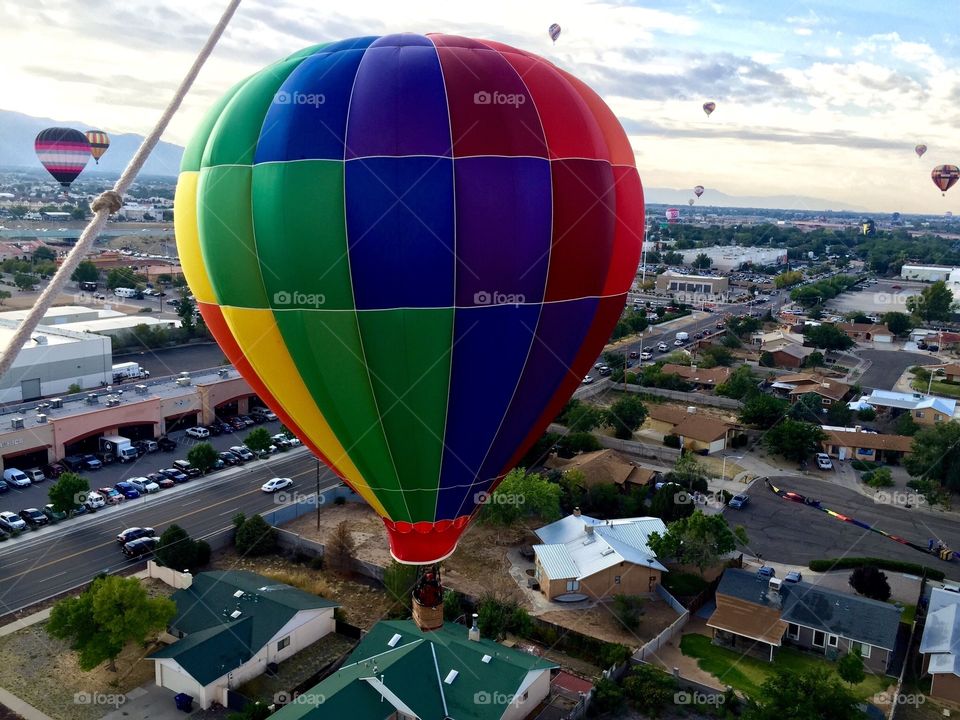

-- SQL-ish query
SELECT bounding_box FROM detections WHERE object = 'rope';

[0,0,242,379]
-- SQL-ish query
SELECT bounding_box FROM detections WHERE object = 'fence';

[272,524,386,583]
[633,607,690,662]
[547,423,682,463]
[656,584,687,615]
[618,384,744,410]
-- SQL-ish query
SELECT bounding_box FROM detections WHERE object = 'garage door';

[160,663,199,697]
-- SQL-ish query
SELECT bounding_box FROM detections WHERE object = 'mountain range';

[1,109,866,211]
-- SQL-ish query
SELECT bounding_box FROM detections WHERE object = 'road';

[857,348,939,392]
[730,475,960,580]
[0,449,338,614]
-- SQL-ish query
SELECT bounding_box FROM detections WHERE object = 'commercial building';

[58,315,179,340]
[900,265,956,283]
[655,270,729,302]
[679,246,788,272]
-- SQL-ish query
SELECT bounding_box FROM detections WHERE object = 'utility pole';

[316,457,321,531]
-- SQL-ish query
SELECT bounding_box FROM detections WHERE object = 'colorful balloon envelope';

[932,165,960,195]
[548,23,561,43]
[694,185,704,197]
[702,101,716,117]
[915,144,927,158]
[175,34,644,563]
[665,208,680,222]
[85,130,110,163]
[34,127,90,188]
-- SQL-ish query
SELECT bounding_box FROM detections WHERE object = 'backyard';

[679,633,893,701]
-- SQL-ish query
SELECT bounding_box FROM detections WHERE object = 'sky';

[1,0,957,212]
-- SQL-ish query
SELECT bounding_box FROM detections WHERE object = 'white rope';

[0,0,242,379]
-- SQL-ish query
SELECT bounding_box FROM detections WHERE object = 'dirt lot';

[0,579,174,720]
[281,503,533,603]
[540,596,681,647]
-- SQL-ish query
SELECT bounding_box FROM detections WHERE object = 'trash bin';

[174,693,194,712]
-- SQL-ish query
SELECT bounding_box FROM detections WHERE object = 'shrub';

[857,408,877,421]
[234,514,278,556]
[809,557,945,581]
[663,433,681,448]
[864,467,893,488]
[612,594,645,630]
[598,643,632,668]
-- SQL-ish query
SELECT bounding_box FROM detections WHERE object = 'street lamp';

[721,455,745,483]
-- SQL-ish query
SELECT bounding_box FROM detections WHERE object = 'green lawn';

[680,633,890,700]
[911,378,960,399]
[899,603,917,626]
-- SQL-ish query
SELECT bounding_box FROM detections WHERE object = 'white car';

[0,511,26,532]
[127,477,161,494]
[657,342,669,352]
[185,427,210,439]
[261,477,294,493]
[582,375,595,385]
[84,492,106,510]
[815,453,834,470]
[674,339,685,346]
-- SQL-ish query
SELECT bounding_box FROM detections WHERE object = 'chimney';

[468,613,480,642]
[854,425,862,433]
[585,523,594,536]
[573,507,581,517]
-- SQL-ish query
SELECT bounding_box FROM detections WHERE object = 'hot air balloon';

[694,185,704,198]
[175,33,644,564]
[665,208,680,223]
[932,165,960,196]
[548,23,561,43]
[34,128,90,188]
[688,198,695,206]
[85,130,110,164]
[702,101,716,117]
[915,144,927,158]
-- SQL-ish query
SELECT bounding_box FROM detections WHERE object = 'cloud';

[794,27,813,37]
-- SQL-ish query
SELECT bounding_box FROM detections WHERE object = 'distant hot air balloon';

[175,33,644,564]
[915,144,927,158]
[702,101,716,117]
[85,130,110,164]
[548,23,561,43]
[931,165,960,196]
[688,198,695,206]
[665,208,681,223]
[694,185,704,198]
[34,128,90,188]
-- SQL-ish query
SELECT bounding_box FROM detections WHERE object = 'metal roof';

[920,589,960,675]
[533,544,581,580]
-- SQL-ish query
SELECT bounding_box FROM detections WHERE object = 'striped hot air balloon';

[85,130,110,164]
[175,33,644,563]
[548,23,561,43]
[34,128,90,188]
[932,165,960,196]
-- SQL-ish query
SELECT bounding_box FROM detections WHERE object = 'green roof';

[150,570,338,685]
[271,620,557,720]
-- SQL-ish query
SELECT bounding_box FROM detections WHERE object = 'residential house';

[942,364,960,383]
[645,405,735,454]
[836,322,893,343]
[544,449,661,490]
[770,373,851,408]
[848,389,956,427]
[660,363,732,389]
[149,570,339,709]
[919,587,960,703]
[646,404,694,434]
[270,619,557,720]
[820,427,914,463]
[707,569,902,674]
[766,344,815,369]
[533,511,668,601]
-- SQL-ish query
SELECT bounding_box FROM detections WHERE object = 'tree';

[649,483,695,522]
[764,420,826,462]
[605,396,648,439]
[0,290,11,305]
[155,524,210,572]
[896,412,919,436]
[13,272,37,291]
[559,400,603,433]
[803,324,854,351]
[700,345,733,367]
[476,594,531,640]
[716,365,756,399]
[739,394,790,428]
[71,261,99,284]
[662,250,684,265]
[904,421,960,491]
[774,270,804,288]
[666,453,709,492]
[692,252,712,270]
[789,393,825,422]
[882,311,913,337]
[744,666,860,720]
[177,292,196,334]
[555,431,601,457]
[32,246,56,263]
[244,427,273,453]
[848,565,891,601]
[479,469,561,525]
[857,407,876,421]
[907,280,954,321]
[186,442,218,474]
[648,510,748,576]
[71,205,89,221]
[837,650,865,686]
[325,520,355,576]
[382,561,418,615]
[623,664,677,717]
[48,575,176,672]
[228,701,272,720]
[106,267,145,290]
[825,402,852,426]
[234,514,278,556]
[48,472,89,516]
[803,351,824,368]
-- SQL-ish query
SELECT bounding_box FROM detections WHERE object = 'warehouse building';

[655,270,730,302]
[900,265,956,283]
[679,246,788,272]
[58,315,180,341]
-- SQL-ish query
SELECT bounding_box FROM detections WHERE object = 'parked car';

[23,468,45,483]
[81,455,102,471]
[185,427,210,440]
[138,440,159,453]
[218,451,239,466]
[216,421,234,434]
[628,351,639,359]
[42,504,67,522]
[18,508,48,528]
[61,455,85,472]
[127,477,160,495]
[122,536,160,559]
[117,527,156,544]
[43,463,66,479]
[84,491,106,511]
[205,424,222,437]
[0,511,27,532]
[261,477,294,493]
[815,453,834,471]
[0,480,8,494]
[172,460,201,478]
[158,468,189,484]
[238,415,255,427]
[582,375,594,385]
[2,469,30,488]
[230,417,247,431]
[271,434,292,449]
[98,487,124,505]
[285,436,302,447]
[148,472,175,489]
[157,437,177,452]
[657,342,668,352]
[114,482,141,500]
[230,446,255,462]
[255,445,278,459]
[639,351,652,361]
[785,571,803,583]
[94,451,115,466]
[757,566,775,578]
[728,494,749,509]
[252,408,277,422]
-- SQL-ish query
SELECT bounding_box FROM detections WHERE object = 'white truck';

[100,435,138,463]
[675,331,689,342]
[113,287,139,298]
[112,362,149,381]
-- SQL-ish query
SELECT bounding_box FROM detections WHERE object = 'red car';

[98,487,125,505]
[891,284,902,290]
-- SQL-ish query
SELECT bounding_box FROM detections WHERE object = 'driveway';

[856,348,937,392]
[100,684,227,720]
